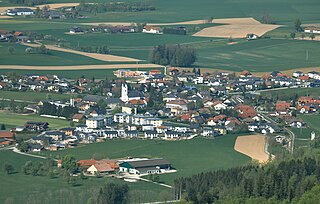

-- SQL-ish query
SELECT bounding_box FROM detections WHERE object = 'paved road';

[257,109,295,153]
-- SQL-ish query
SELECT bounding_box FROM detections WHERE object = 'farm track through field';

[22,43,141,62]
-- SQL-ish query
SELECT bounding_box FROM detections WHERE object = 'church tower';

[120,83,129,102]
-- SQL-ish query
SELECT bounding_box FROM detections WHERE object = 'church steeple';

[120,83,129,102]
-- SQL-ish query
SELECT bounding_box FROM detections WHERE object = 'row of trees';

[25,45,49,54]
[174,156,320,203]
[77,1,155,13]
[39,102,78,118]
[149,44,196,67]
[77,45,110,54]
[8,0,45,6]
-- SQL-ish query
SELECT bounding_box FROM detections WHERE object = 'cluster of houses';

[57,157,171,176]
[0,67,319,152]
[0,30,30,43]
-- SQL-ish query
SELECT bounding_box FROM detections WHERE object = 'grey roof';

[126,158,170,168]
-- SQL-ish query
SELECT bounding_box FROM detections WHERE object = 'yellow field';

[193,18,281,38]
[234,135,269,163]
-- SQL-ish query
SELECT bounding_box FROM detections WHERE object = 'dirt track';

[234,135,269,163]
[0,64,164,70]
[22,43,141,62]
[193,18,281,38]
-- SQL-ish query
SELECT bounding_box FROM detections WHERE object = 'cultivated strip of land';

[193,18,281,38]
[0,64,164,70]
[22,43,141,62]
[81,20,212,26]
[234,135,270,163]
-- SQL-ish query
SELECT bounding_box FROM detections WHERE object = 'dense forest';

[8,0,46,6]
[174,140,320,204]
[149,44,196,67]
[77,1,155,13]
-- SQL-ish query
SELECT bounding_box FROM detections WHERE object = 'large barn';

[119,158,171,174]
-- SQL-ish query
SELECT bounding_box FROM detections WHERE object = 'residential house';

[86,117,105,129]
[87,160,119,175]
[144,130,158,139]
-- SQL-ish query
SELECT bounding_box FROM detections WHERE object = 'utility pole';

[306,49,309,61]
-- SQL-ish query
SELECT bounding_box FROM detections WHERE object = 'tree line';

[76,45,109,54]
[8,0,45,6]
[149,44,196,67]
[39,102,78,118]
[77,1,155,13]
[174,155,320,203]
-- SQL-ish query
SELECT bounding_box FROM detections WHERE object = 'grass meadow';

[261,88,320,100]
[0,90,77,102]
[38,135,250,184]
[0,112,70,129]
[0,150,171,204]
[0,135,250,203]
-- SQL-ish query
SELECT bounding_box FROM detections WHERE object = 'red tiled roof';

[78,159,97,167]
[0,131,15,139]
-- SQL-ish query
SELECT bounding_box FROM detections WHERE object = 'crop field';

[37,135,250,184]
[0,112,70,129]
[195,39,320,71]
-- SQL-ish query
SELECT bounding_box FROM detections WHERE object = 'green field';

[39,135,250,184]
[0,43,114,66]
[0,112,70,129]
[0,90,77,102]
[1,0,320,72]
[0,135,250,203]
[0,150,171,204]
[298,114,320,134]
[261,87,320,100]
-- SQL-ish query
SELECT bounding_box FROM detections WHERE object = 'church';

[120,83,144,103]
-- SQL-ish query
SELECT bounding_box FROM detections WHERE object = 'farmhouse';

[119,158,171,174]
[143,26,161,34]
[87,160,119,175]
[7,8,34,16]
[304,27,320,34]
[0,131,16,145]
[70,27,84,34]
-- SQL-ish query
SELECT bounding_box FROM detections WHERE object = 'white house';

[114,113,131,124]
[7,8,34,16]
[192,76,204,84]
[292,71,304,78]
[144,130,158,139]
[143,26,161,34]
[304,27,320,34]
[86,117,105,129]
[212,102,227,111]
[164,131,180,139]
